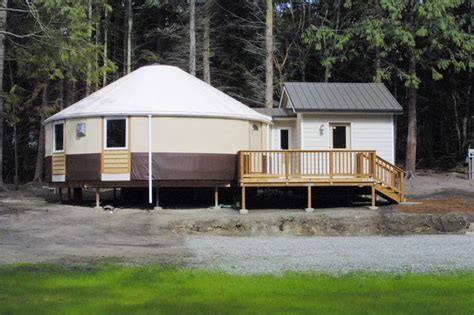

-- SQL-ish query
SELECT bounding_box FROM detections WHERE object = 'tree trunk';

[452,93,462,155]
[405,0,417,177]
[265,0,273,108]
[324,64,330,82]
[189,0,196,76]
[13,124,18,189]
[66,66,74,107]
[95,18,100,91]
[86,0,92,96]
[33,81,48,183]
[374,0,382,83]
[300,62,306,82]
[405,53,417,177]
[126,0,132,74]
[202,1,210,84]
[0,0,7,187]
[374,47,381,83]
[103,7,108,87]
[59,78,64,110]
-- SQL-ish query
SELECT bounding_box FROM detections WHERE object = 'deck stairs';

[372,155,406,203]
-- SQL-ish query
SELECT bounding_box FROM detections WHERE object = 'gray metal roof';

[283,83,403,113]
[254,108,296,118]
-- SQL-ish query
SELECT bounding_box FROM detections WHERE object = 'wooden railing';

[239,150,377,181]
[374,155,405,196]
[238,149,405,201]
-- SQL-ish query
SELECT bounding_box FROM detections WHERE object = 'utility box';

[469,149,474,180]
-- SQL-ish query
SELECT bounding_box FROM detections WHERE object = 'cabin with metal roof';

[239,82,406,212]
[255,82,403,164]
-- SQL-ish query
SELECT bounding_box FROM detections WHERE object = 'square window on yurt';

[105,118,127,149]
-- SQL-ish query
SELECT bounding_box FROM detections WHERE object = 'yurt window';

[105,118,127,149]
[53,121,64,152]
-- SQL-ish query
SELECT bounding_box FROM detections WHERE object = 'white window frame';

[278,128,291,150]
[104,117,128,150]
[52,120,65,153]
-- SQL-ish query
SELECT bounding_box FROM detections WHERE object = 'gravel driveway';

[186,235,474,273]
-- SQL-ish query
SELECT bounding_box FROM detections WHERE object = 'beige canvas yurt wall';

[44,115,270,185]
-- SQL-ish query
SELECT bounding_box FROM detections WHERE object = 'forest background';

[0,0,472,187]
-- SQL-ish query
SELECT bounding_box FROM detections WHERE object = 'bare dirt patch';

[405,170,474,200]
[173,212,470,236]
[395,198,474,214]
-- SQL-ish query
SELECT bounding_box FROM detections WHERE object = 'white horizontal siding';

[295,114,301,149]
[271,120,297,149]
[302,113,394,163]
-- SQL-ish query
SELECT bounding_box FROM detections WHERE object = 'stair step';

[375,185,402,204]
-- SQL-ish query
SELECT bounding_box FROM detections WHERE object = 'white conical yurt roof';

[45,65,271,124]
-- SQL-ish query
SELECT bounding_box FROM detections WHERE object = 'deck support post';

[58,188,63,203]
[305,186,314,212]
[67,188,71,201]
[113,188,117,201]
[154,187,162,210]
[369,185,378,209]
[240,186,248,214]
[94,188,101,209]
[213,187,220,209]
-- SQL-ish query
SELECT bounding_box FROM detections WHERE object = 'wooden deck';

[238,150,405,211]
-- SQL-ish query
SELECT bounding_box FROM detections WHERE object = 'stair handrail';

[374,155,405,199]
[375,155,406,175]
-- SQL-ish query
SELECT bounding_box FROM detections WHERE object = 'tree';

[354,0,393,83]
[381,0,473,176]
[304,0,353,82]
[14,0,112,182]
[0,0,6,188]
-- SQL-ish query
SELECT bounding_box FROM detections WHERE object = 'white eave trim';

[44,111,272,125]
[279,87,297,114]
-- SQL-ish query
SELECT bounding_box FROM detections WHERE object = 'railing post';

[400,171,405,201]
[370,152,376,180]
[329,151,334,179]
[285,151,289,180]
[356,153,363,177]
[239,152,243,179]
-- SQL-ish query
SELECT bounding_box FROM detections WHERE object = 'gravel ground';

[186,234,474,274]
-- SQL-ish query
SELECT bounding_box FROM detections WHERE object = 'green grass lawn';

[0,264,473,314]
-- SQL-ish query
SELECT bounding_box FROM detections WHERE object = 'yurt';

[43,64,271,205]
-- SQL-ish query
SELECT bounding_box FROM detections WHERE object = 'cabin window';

[280,129,289,150]
[105,118,127,149]
[53,121,64,152]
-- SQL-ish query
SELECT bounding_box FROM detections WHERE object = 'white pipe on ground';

[148,115,152,204]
